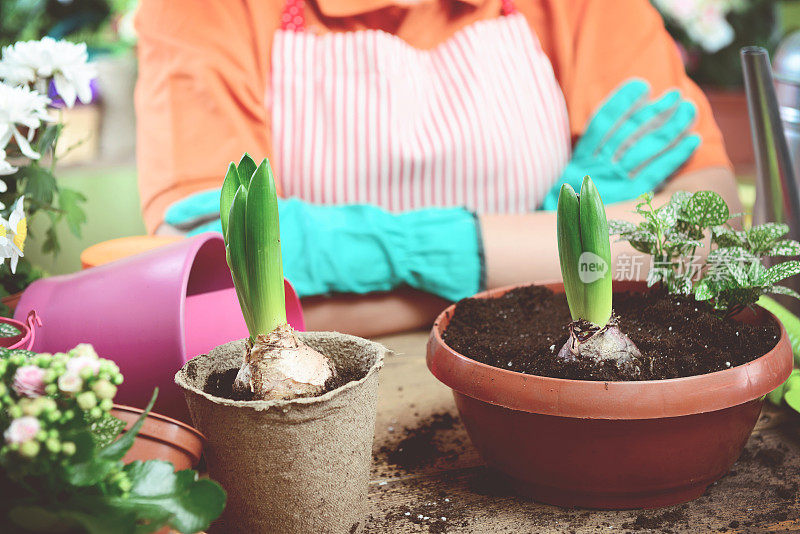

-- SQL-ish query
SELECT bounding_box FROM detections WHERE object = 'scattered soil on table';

[369,486,471,533]
[375,412,464,474]
[203,361,365,401]
[442,284,780,381]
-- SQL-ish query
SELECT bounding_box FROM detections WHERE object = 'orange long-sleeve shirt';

[135,0,730,233]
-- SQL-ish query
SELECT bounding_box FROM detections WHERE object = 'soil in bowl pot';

[442,284,780,381]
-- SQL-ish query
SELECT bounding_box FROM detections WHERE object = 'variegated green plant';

[221,154,286,342]
[610,190,800,315]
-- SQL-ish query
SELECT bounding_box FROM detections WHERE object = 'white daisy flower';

[0,83,52,159]
[6,196,26,273]
[0,37,96,108]
[0,148,16,179]
[0,217,11,267]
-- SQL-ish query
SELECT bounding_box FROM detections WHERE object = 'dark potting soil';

[442,284,781,381]
[203,362,364,401]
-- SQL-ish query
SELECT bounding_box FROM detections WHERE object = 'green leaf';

[694,278,715,301]
[35,123,63,156]
[61,497,145,534]
[768,285,800,301]
[100,390,158,462]
[578,176,612,327]
[557,184,584,321]
[226,185,255,337]
[765,240,800,257]
[783,370,800,413]
[220,163,239,240]
[41,224,59,255]
[759,261,800,286]
[112,460,227,534]
[66,391,158,486]
[711,226,743,248]
[608,219,636,236]
[236,153,257,188]
[58,188,87,238]
[668,190,693,211]
[0,322,20,337]
[23,166,58,205]
[7,506,66,533]
[747,222,790,250]
[89,413,127,449]
[684,190,729,227]
[244,159,286,335]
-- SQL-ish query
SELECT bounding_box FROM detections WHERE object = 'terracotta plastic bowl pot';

[427,281,792,510]
[111,404,204,471]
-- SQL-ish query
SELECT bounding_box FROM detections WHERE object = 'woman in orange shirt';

[135,0,738,336]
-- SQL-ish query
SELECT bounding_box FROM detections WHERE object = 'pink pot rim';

[427,281,793,420]
[1,311,40,350]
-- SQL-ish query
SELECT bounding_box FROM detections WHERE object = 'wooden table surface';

[365,331,800,533]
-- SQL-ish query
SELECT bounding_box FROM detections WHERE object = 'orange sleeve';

[134,0,282,233]
[527,0,731,179]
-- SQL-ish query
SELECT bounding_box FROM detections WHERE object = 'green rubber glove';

[165,191,483,301]
[540,79,701,210]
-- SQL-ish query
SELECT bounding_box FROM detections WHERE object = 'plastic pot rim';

[427,281,793,420]
[111,403,205,465]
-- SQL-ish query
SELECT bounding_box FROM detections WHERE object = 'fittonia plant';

[556,177,641,370]
[222,154,336,401]
[609,190,800,317]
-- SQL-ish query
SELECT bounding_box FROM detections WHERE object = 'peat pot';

[175,332,386,533]
[427,281,792,509]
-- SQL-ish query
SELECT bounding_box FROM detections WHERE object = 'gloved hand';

[165,191,482,301]
[540,79,701,210]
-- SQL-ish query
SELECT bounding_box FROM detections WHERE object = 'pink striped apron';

[270,0,571,213]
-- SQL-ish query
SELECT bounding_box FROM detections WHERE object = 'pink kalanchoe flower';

[66,355,100,377]
[13,365,46,397]
[4,416,40,444]
[58,372,83,394]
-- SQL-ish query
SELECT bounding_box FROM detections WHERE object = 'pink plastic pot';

[428,281,792,509]
[14,233,305,422]
[0,310,41,350]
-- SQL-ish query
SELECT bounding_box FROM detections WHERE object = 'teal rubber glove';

[540,79,701,210]
[165,191,483,301]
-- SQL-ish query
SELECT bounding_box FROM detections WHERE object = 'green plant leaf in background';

[0,322,21,337]
[683,190,730,228]
[114,460,227,534]
[783,370,800,413]
[22,165,58,206]
[58,187,88,237]
[89,412,127,449]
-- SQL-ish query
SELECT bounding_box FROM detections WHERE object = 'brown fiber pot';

[175,331,386,534]
[427,281,792,510]
[111,405,204,471]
